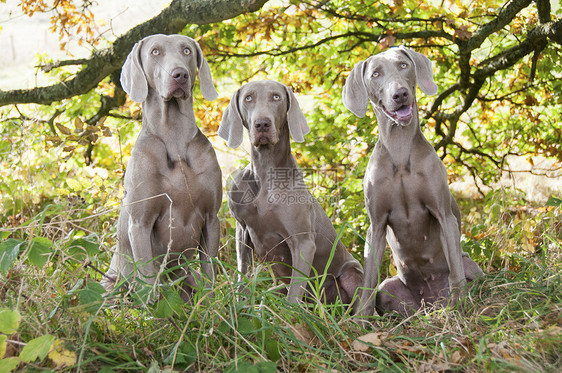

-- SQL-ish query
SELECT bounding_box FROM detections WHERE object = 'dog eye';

[151,48,160,56]
[183,47,191,56]
[372,71,380,78]
[245,95,253,102]
[272,94,281,101]
[400,63,408,69]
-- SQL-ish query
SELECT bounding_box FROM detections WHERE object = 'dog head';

[342,46,438,125]
[120,34,218,103]
[218,80,310,148]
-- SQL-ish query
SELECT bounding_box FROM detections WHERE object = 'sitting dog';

[218,80,363,304]
[342,46,483,316]
[100,34,222,300]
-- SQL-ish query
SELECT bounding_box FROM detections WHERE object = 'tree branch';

[430,16,560,148]
[213,29,450,59]
[303,0,448,26]
[0,0,269,107]
[473,19,560,80]
[465,0,533,52]
[458,0,533,87]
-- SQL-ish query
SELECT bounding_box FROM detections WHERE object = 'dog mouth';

[164,87,189,101]
[254,135,274,146]
[163,81,191,101]
[383,103,414,123]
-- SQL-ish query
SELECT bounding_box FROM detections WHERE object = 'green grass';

[1,198,561,372]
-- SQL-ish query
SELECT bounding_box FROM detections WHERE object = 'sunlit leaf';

[0,309,21,335]
[19,334,55,363]
[0,357,20,372]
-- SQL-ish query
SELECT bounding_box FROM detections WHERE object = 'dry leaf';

[417,360,450,373]
[450,350,462,364]
[351,332,385,351]
[97,116,107,127]
[56,123,72,135]
[378,34,396,50]
[454,25,472,41]
[48,339,76,369]
[74,117,84,131]
[291,323,315,345]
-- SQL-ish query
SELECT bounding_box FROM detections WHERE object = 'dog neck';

[250,124,298,183]
[373,101,422,167]
[142,90,199,145]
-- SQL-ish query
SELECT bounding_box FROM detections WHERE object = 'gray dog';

[100,34,222,300]
[218,80,363,304]
[342,46,483,316]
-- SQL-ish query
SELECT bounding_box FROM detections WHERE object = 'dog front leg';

[128,217,159,295]
[287,235,316,303]
[235,222,254,299]
[236,222,253,280]
[200,213,220,284]
[357,224,387,317]
[431,207,466,304]
[443,215,466,302]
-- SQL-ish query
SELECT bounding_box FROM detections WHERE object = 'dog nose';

[254,118,272,133]
[392,87,409,104]
[171,68,189,84]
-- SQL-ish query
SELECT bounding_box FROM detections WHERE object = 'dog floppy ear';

[193,39,219,101]
[285,86,310,143]
[120,40,148,103]
[398,46,438,96]
[342,59,369,118]
[218,89,244,148]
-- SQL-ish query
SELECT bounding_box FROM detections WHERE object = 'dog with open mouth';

[342,46,483,317]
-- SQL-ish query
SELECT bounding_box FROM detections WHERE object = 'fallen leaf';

[385,339,426,355]
[351,332,385,351]
[417,360,450,373]
[291,323,315,345]
[541,325,562,336]
[450,350,462,364]
[48,339,76,369]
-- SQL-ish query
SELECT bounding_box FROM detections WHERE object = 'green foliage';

[0,240,22,274]
[0,308,61,372]
[79,281,106,314]
[0,210,560,371]
[183,0,562,247]
[2,0,561,257]
[19,334,55,363]
[0,309,21,335]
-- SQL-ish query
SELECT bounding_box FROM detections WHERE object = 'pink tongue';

[396,105,412,119]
